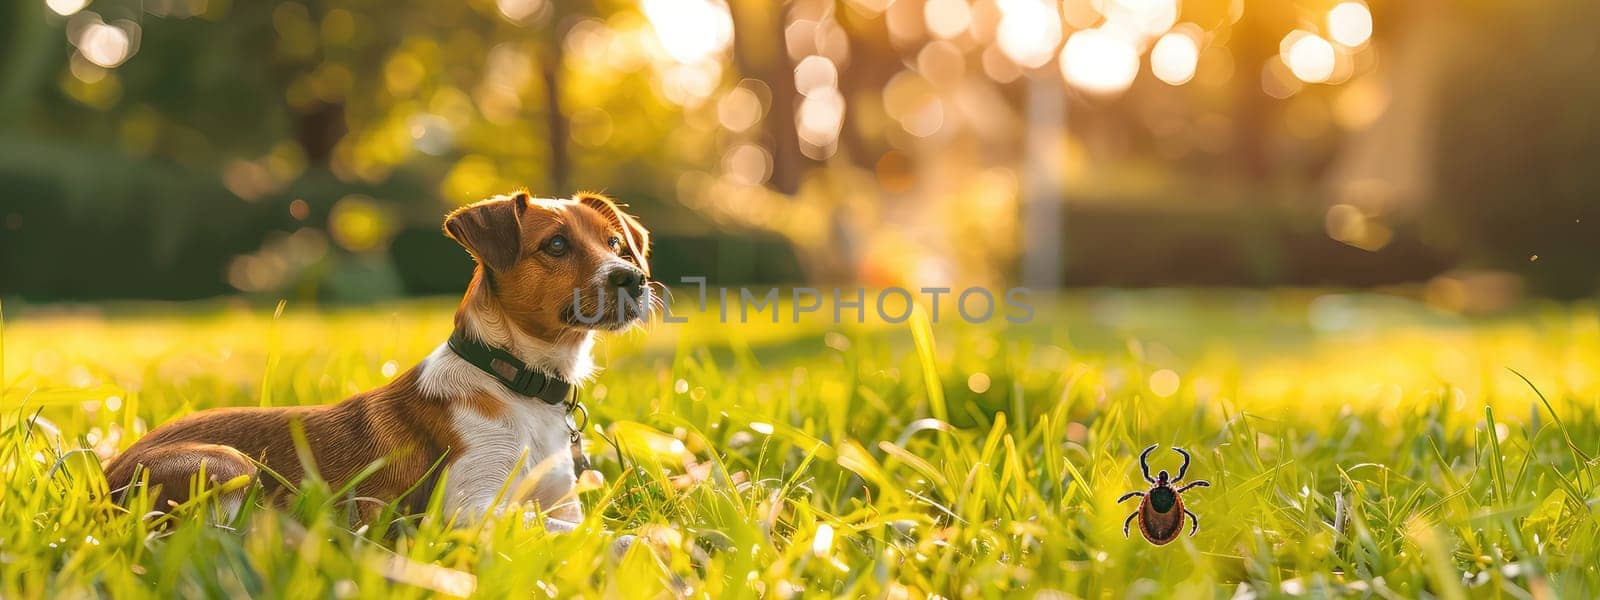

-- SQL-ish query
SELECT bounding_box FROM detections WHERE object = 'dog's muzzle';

[562,265,651,329]
[607,266,647,301]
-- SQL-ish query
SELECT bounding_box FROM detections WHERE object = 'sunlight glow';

[996,0,1062,69]
[1328,2,1374,47]
[1060,28,1139,96]
[1285,32,1336,83]
[1150,32,1199,85]
[640,0,734,64]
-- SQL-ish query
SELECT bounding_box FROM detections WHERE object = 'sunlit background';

[2,0,1597,304]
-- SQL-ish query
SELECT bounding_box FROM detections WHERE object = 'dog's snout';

[608,267,646,297]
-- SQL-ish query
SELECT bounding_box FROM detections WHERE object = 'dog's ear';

[443,192,528,273]
[577,192,651,277]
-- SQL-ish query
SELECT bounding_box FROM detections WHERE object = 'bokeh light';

[1060,28,1140,96]
[46,0,88,17]
[328,195,396,253]
[641,0,733,64]
[1261,55,1304,99]
[495,0,548,25]
[924,0,973,40]
[794,55,838,96]
[1285,31,1336,83]
[915,40,966,86]
[723,143,773,186]
[996,0,1062,69]
[1150,31,1199,85]
[1099,0,1178,39]
[1328,2,1374,47]
[77,22,131,68]
[717,85,765,132]
[796,87,845,153]
[1148,369,1180,397]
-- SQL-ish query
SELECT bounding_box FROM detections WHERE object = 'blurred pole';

[541,6,578,192]
[1021,76,1065,289]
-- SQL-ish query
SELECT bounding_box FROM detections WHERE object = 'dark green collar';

[447,329,573,406]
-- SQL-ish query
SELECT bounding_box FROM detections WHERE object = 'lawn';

[2,291,1598,598]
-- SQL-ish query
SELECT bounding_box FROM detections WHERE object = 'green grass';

[2,291,1599,597]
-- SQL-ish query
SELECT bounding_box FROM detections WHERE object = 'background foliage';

[3,0,1598,300]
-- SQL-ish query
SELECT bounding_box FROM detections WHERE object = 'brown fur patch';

[104,367,460,517]
[459,392,507,420]
[444,192,528,273]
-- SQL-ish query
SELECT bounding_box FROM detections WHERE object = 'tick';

[1119,444,1210,545]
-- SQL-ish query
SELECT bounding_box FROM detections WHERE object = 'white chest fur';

[444,398,576,516]
[418,344,582,520]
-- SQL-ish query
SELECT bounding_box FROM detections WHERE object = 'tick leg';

[1172,447,1192,483]
[1139,444,1158,484]
[1117,491,1145,503]
[1178,480,1210,493]
[1185,508,1200,536]
[1123,511,1138,538]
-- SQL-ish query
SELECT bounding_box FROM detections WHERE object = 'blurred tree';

[1433,0,1600,298]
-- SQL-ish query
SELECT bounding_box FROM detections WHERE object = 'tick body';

[1119,444,1210,545]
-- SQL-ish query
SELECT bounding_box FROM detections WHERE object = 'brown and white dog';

[104,191,653,534]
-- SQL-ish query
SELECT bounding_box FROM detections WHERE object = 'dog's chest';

[442,399,574,509]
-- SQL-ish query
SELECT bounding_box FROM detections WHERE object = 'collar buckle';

[512,368,549,395]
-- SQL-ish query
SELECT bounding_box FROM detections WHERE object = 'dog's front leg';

[449,481,587,533]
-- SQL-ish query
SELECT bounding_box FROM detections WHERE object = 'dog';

[103,191,653,534]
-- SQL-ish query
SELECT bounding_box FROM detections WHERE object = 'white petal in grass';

[811,523,835,557]
[749,421,775,435]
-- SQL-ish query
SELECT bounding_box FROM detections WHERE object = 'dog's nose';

[608,267,646,297]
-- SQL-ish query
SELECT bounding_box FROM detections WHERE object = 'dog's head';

[444,191,653,338]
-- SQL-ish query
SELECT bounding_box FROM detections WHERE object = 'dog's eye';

[607,235,622,251]
[545,235,569,256]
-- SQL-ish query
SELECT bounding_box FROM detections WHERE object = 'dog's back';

[104,368,455,518]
